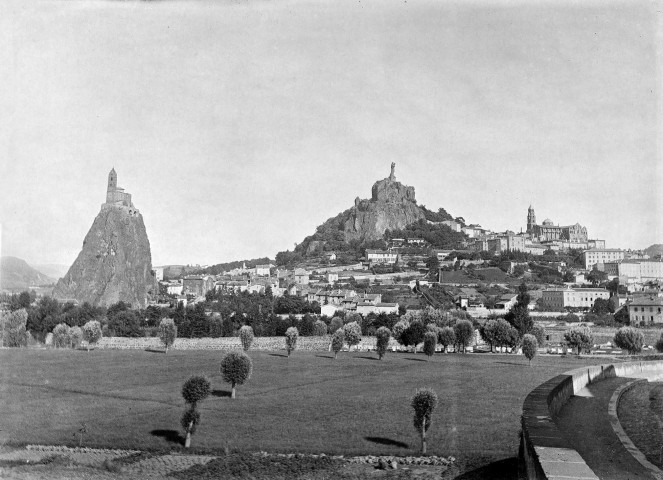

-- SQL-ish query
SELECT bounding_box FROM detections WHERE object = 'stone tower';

[106,168,117,203]
[526,205,536,233]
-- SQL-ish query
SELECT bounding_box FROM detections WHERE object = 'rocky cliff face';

[53,205,155,308]
[342,176,425,242]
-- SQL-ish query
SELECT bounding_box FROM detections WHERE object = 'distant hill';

[33,263,70,280]
[644,244,663,258]
[1,256,56,292]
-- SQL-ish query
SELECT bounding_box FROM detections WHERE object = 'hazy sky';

[0,0,660,268]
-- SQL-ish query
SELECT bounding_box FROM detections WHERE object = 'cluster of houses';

[157,263,399,316]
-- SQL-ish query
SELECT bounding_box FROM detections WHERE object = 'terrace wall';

[520,360,663,479]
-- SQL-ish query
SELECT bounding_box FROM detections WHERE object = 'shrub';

[453,320,474,353]
[3,309,28,348]
[82,320,102,351]
[375,327,391,360]
[522,334,538,366]
[331,329,345,359]
[239,325,254,352]
[181,375,211,448]
[159,318,177,353]
[613,327,644,355]
[313,320,327,336]
[220,351,253,398]
[564,326,593,355]
[411,388,438,455]
[53,323,71,349]
[423,332,437,358]
[285,327,299,356]
[329,317,343,334]
[656,334,663,353]
[344,321,362,351]
[438,326,455,353]
[69,326,83,349]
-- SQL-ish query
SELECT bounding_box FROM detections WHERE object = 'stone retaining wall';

[95,336,402,351]
[520,360,663,479]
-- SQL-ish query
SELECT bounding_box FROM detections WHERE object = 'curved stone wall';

[520,360,663,480]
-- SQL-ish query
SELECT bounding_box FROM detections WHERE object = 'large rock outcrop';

[53,205,155,308]
[53,169,155,308]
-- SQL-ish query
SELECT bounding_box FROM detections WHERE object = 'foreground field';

[0,349,605,476]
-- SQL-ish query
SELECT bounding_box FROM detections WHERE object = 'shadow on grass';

[145,348,165,354]
[356,356,380,361]
[150,429,184,446]
[211,389,232,398]
[267,353,288,358]
[494,361,527,366]
[314,354,333,359]
[453,457,518,480]
[364,436,409,449]
[404,357,428,362]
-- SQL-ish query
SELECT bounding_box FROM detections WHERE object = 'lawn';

[0,348,605,475]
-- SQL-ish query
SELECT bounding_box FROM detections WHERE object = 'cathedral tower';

[526,205,536,233]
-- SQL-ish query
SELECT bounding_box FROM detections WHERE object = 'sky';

[0,0,660,269]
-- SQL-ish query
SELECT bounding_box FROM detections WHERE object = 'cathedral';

[526,205,588,243]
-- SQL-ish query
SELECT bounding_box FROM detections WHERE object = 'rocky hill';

[53,169,156,308]
[293,164,463,256]
[0,256,55,292]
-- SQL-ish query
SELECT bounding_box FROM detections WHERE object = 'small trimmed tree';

[239,325,254,352]
[3,309,28,347]
[344,321,362,352]
[401,322,427,353]
[375,326,391,360]
[564,326,593,355]
[392,319,410,345]
[285,326,299,356]
[423,331,437,358]
[331,328,344,359]
[438,326,455,353]
[181,375,211,448]
[656,333,663,353]
[53,323,71,348]
[159,318,177,353]
[412,388,438,455]
[522,334,538,366]
[220,351,253,398]
[479,319,498,352]
[453,320,474,353]
[613,326,644,355]
[69,326,83,349]
[313,320,327,336]
[530,324,546,347]
[82,320,102,352]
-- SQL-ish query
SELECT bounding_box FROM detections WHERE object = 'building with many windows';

[583,249,625,270]
[541,287,610,309]
[366,249,399,264]
[629,296,663,325]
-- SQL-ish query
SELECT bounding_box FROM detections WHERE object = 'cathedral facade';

[525,205,588,243]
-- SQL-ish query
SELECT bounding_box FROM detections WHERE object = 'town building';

[494,294,518,310]
[583,249,625,270]
[525,206,588,244]
[182,275,215,297]
[540,287,610,309]
[629,296,663,325]
[254,264,271,276]
[153,267,164,282]
[366,250,399,264]
[294,268,310,285]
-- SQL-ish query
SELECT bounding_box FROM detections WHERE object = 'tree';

[331,328,345,359]
[613,327,644,355]
[344,321,362,351]
[479,319,498,352]
[329,317,343,334]
[159,318,177,353]
[453,320,474,353]
[564,326,593,355]
[411,388,438,455]
[530,324,546,347]
[591,298,611,316]
[401,322,427,352]
[392,319,410,345]
[423,332,437,358]
[3,309,28,347]
[656,334,663,353]
[53,323,71,348]
[504,283,533,339]
[375,327,391,360]
[313,320,327,336]
[438,326,455,353]
[181,376,211,448]
[82,320,102,351]
[220,351,253,398]
[239,325,254,351]
[285,327,299,356]
[522,334,538,366]
[69,326,83,349]
[586,267,608,287]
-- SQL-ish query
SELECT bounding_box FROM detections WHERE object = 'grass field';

[0,349,606,475]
